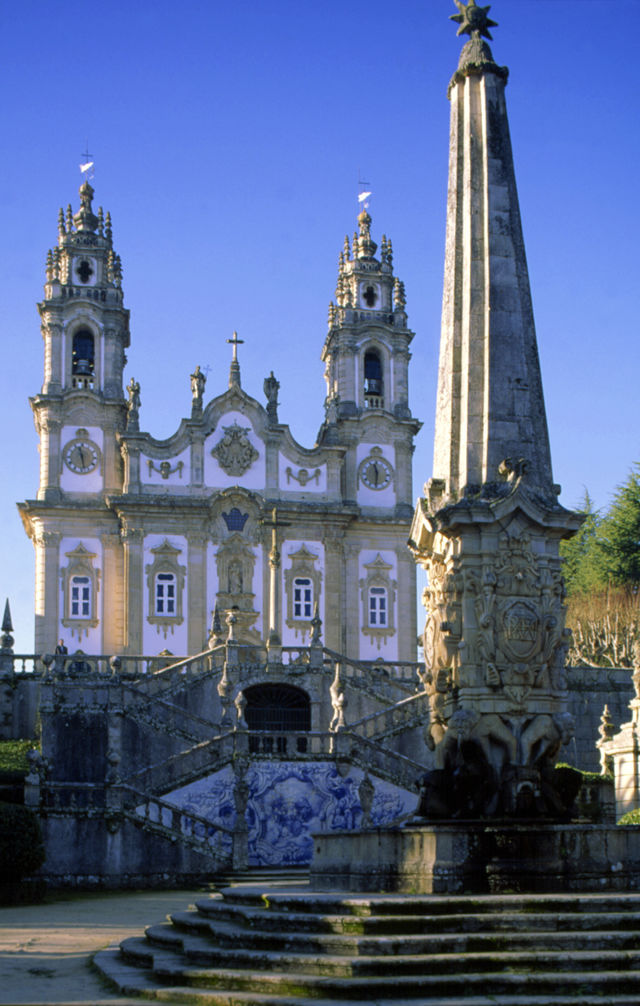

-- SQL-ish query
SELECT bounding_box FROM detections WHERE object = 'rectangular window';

[156,573,176,616]
[70,576,91,618]
[369,587,387,627]
[293,578,313,619]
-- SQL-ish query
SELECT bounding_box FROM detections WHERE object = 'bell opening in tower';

[71,329,95,389]
[364,349,384,408]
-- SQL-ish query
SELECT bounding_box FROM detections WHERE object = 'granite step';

[218,887,640,916]
[93,884,640,1004]
[153,916,640,957]
[193,897,640,936]
[92,948,640,1006]
[117,956,640,999]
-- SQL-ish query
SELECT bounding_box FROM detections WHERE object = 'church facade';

[19,184,421,664]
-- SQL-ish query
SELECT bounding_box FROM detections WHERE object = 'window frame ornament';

[145,539,186,637]
[284,544,322,636]
[359,553,397,648]
[61,543,100,639]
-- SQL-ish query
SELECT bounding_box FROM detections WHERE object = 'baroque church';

[11,182,429,882]
[9,2,626,887]
[19,185,420,665]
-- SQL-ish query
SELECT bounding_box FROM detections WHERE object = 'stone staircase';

[94,880,640,1004]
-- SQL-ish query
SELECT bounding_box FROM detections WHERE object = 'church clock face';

[359,450,393,491]
[63,436,100,474]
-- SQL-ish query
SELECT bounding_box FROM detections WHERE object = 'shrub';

[617,808,640,826]
[0,740,38,774]
[0,802,45,881]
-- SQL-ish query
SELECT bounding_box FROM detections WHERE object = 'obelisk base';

[311,823,640,894]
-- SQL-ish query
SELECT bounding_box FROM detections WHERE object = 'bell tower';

[320,208,420,517]
[32,180,130,500]
[321,209,413,421]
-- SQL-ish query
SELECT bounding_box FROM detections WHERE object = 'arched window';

[293,577,313,620]
[244,684,311,733]
[368,586,388,627]
[155,572,176,616]
[72,329,95,389]
[364,350,384,408]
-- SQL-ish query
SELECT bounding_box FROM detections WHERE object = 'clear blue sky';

[1,0,638,650]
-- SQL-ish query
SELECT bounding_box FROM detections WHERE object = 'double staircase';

[95,879,640,1004]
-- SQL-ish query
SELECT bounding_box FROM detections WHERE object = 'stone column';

[395,544,417,662]
[189,430,204,487]
[344,543,360,658]
[42,321,63,395]
[34,528,61,654]
[121,524,144,654]
[268,537,282,655]
[120,440,142,494]
[390,343,410,415]
[101,529,124,654]
[37,416,62,502]
[322,530,344,652]
[393,440,414,510]
[187,531,207,654]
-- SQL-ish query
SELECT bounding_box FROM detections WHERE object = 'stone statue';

[228,562,243,595]
[190,365,206,408]
[520,712,575,769]
[126,377,141,430]
[264,371,279,423]
[329,665,347,732]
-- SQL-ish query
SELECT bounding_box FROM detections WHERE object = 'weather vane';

[450,0,498,40]
[357,172,372,211]
[79,142,95,181]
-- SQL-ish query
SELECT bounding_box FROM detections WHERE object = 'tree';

[598,464,640,599]
[559,491,605,596]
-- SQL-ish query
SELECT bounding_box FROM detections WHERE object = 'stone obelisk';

[410,0,583,818]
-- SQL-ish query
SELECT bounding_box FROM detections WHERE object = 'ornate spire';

[227,331,243,388]
[73,180,99,232]
[355,209,377,259]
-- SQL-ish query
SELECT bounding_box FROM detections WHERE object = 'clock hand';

[78,446,86,467]
[372,463,379,485]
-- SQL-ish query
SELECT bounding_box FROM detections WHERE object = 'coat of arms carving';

[211,422,259,476]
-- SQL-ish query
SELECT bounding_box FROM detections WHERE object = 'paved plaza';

[0,888,203,1005]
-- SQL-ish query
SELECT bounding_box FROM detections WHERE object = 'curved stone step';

[143,939,640,978]
[93,885,640,1004]
[193,896,640,936]
[127,958,640,999]
[161,914,640,956]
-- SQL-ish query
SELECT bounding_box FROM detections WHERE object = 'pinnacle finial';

[227,331,244,388]
[450,0,498,41]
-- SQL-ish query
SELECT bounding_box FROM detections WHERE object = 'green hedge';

[0,740,38,774]
[0,802,45,881]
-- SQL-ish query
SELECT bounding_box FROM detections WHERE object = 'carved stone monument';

[311,1,640,894]
[409,0,583,820]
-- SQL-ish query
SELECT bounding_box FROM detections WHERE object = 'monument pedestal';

[311,823,640,894]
